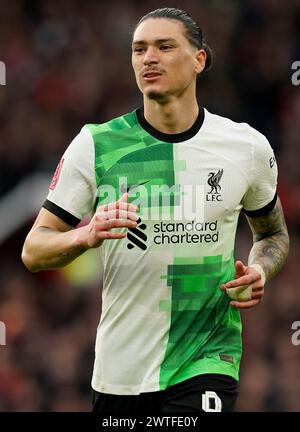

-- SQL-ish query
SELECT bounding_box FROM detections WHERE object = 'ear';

[195,49,207,74]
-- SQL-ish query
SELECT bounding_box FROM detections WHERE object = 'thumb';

[118,193,128,203]
[235,260,247,278]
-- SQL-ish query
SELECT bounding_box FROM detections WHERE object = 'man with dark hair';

[22,8,289,412]
[135,7,214,71]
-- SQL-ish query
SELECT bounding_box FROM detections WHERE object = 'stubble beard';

[145,87,170,103]
[147,90,164,101]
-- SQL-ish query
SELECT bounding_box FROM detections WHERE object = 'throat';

[144,104,199,135]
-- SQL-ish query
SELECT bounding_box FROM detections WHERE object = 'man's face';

[132,18,205,101]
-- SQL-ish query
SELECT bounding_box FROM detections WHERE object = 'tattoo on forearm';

[246,198,289,281]
[57,252,71,258]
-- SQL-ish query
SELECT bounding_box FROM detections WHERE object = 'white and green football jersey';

[44,107,277,395]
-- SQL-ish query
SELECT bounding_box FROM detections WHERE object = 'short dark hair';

[134,7,214,72]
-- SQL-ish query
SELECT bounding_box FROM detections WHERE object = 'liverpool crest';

[206,169,223,201]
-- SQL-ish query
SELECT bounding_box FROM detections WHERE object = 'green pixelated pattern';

[159,253,242,387]
[86,111,185,211]
[86,111,167,185]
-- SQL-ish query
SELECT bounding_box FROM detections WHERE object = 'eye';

[160,45,173,51]
[134,47,145,54]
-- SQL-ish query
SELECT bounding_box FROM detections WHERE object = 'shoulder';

[63,125,94,161]
[84,110,137,137]
[203,108,271,150]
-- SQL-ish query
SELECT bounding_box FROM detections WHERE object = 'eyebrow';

[132,38,178,46]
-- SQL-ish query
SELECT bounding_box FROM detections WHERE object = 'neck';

[143,94,199,134]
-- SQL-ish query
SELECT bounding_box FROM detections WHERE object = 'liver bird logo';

[207,169,223,194]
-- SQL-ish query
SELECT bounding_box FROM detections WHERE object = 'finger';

[221,273,259,289]
[118,193,128,203]
[98,219,137,230]
[235,260,246,278]
[229,298,261,309]
[251,290,264,299]
[98,200,138,213]
[104,209,139,221]
[100,231,127,239]
[221,277,251,290]
[250,281,264,291]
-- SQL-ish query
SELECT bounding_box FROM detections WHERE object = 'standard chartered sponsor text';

[153,220,219,244]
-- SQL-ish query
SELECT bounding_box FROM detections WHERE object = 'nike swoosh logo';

[120,180,150,194]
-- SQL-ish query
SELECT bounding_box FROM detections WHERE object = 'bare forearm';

[22,226,88,272]
[22,197,138,272]
[246,198,289,282]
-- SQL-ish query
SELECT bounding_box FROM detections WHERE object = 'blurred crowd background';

[0,0,300,412]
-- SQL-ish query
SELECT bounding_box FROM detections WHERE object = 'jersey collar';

[136,106,205,143]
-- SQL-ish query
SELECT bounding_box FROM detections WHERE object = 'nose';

[143,47,159,65]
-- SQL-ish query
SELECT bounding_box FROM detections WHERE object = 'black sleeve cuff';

[42,199,81,227]
[242,192,277,218]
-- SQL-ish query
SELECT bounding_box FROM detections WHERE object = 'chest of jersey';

[97,137,250,223]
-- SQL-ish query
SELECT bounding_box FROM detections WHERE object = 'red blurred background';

[0,0,300,411]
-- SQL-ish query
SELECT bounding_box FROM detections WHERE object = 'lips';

[142,70,163,79]
[143,72,162,78]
